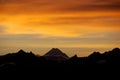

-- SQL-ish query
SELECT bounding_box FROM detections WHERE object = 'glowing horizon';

[0,0,120,56]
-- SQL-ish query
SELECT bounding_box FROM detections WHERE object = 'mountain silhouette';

[44,48,69,61]
[0,47,120,78]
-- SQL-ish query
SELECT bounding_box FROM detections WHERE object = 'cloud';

[0,14,119,38]
[0,0,120,14]
[49,16,120,25]
[0,31,119,49]
[22,15,120,32]
[60,0,120,12]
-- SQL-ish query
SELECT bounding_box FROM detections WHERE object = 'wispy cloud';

[0,31,119,48]
[0,0,120,14]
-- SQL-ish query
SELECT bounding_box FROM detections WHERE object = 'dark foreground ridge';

[0,48,120,78]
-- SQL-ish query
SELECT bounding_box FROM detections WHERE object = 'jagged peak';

[70,54,78,59]
[72,54,78,58]
[30,51,33,54]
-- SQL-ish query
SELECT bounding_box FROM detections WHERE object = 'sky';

[0,0,120,56]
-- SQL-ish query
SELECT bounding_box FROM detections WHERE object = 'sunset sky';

[0,0,120,56]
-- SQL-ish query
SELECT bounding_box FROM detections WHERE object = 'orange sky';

[0,0,120,56]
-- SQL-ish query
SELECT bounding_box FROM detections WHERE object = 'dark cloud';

[61,2,120,12]
[0,0,120,14]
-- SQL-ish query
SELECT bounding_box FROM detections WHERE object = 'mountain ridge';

[0,48,120,67]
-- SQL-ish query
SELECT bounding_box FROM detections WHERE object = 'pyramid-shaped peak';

[52,48,63,53]
[45,48,64,55]
[18,49,26,54]
[44,48,69,59]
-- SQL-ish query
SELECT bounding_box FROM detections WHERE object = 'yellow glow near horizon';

[0,0,120,56]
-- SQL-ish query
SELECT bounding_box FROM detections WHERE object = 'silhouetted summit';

[44,48,69,61]
[17,49,27,54]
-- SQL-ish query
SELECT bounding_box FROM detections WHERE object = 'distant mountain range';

[0,48,120,73]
